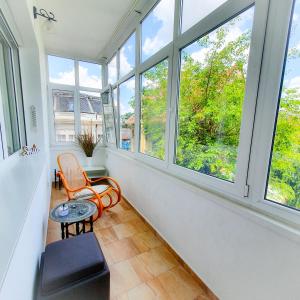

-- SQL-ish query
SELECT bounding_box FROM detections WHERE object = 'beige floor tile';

[118,210,140,223]
[115,294,129,300]
[110,260,142,298]
[129,256,154,282]
[130,231,163,253]
[104,238,140,264]
[157,266,206,300]
[146,277,171,300]
[47,187,214,300]
[127,283,157,300]
[95,211,121,229]
[128,218,151,233]
[119,200,132,210]
[46,229,61,244]
[95,227,118,245]
[113,222,139,239]
[101,244,115,266]
[136,246,178,277]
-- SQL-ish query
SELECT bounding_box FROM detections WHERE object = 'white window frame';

[47,55,104,146]
[247,0,300,226]
[0,12,26,159]
[103,0,300,228]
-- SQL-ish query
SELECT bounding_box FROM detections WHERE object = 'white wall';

[0,0,51,299]
[106,149,300,300]
[0,163,49,300]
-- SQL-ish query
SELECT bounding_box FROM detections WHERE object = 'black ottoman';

[37,233,109,300]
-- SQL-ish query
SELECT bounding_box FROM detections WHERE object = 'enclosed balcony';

[0,0,300,299]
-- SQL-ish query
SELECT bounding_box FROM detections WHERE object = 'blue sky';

[119,77,135,116]
[141,0,174,61]
[48,55,101,88]
[181,6,255,66]
[283,0,300,88]
[120,32,136,78]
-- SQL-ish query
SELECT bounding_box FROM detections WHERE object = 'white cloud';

[191,48,210,63]
[50,65,101,88]
[287,76,300,89]
[50,69,75,85]
[119,47,132,77]
[182,0,226,32]
[142,0,174,58]
[108,56,117,84]
[79,66,101,88]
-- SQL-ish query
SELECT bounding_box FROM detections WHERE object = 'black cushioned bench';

[37,233,109,300]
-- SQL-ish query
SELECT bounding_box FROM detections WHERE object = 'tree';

[135,17,300,208]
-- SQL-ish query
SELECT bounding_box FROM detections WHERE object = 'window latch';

[244,184,249,197]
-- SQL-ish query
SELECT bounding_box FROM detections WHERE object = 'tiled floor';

[47,187,213,300]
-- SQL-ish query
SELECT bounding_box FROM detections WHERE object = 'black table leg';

[76,222,80,235]
[83,221,86,233]
[66,223,69,238]
[54,169,57,189]
[90,216,93,232]
[61,223,65,239]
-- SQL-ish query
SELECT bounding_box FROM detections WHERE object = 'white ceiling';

[36,0,138,62]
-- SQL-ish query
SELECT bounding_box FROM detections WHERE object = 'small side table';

[50,200,97,239]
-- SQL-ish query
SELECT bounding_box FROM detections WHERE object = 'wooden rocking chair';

[57,152,121,220]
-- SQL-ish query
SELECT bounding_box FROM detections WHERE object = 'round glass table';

[50,200,97,239]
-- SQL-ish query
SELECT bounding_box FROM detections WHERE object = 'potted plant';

[76,132,99,167]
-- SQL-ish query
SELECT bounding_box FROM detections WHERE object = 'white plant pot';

[86,156,93,167]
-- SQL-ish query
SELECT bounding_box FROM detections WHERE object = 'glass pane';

[108,55,117,84]
[80,91,103,143]
[266,1,300,209]
[103,91,116,144]
[119,77,135,151]
[120,33,136,78]
[141,0,175,62]
[53,89,75,143]
[0,36,20,155]
[79,61,102,89]
[140,60,168,160]
[113,88,119,143]
[181,0,226,33]
[48,55,75,85]
[175,7,254,182]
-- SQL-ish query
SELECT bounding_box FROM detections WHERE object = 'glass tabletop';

[50,200,97,223]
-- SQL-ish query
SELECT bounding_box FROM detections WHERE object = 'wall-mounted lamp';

[33,6,57,22]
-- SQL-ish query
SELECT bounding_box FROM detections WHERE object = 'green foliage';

[140,60,168,159]
[132,17,300,208]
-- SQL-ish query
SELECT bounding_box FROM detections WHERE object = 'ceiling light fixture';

[33,6,57,22]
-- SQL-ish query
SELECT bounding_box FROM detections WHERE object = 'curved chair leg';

[107,188,121,208]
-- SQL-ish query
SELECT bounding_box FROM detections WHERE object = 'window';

[53,89,75,143]
[79,61,102,89]
[266,0,300,210]
[108,55,117,84]
[105,0,300,221]
[0,15,26,157]
[175,7,255,182]
[48,56,75,85]
[120,33,136,78]
[48,56,103,145]
[141,0,175,62]
[181,0,226,33]
[80,91,103,143]
[140,60,168,159]
[119,77,135,151]
[103,90,116,144]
